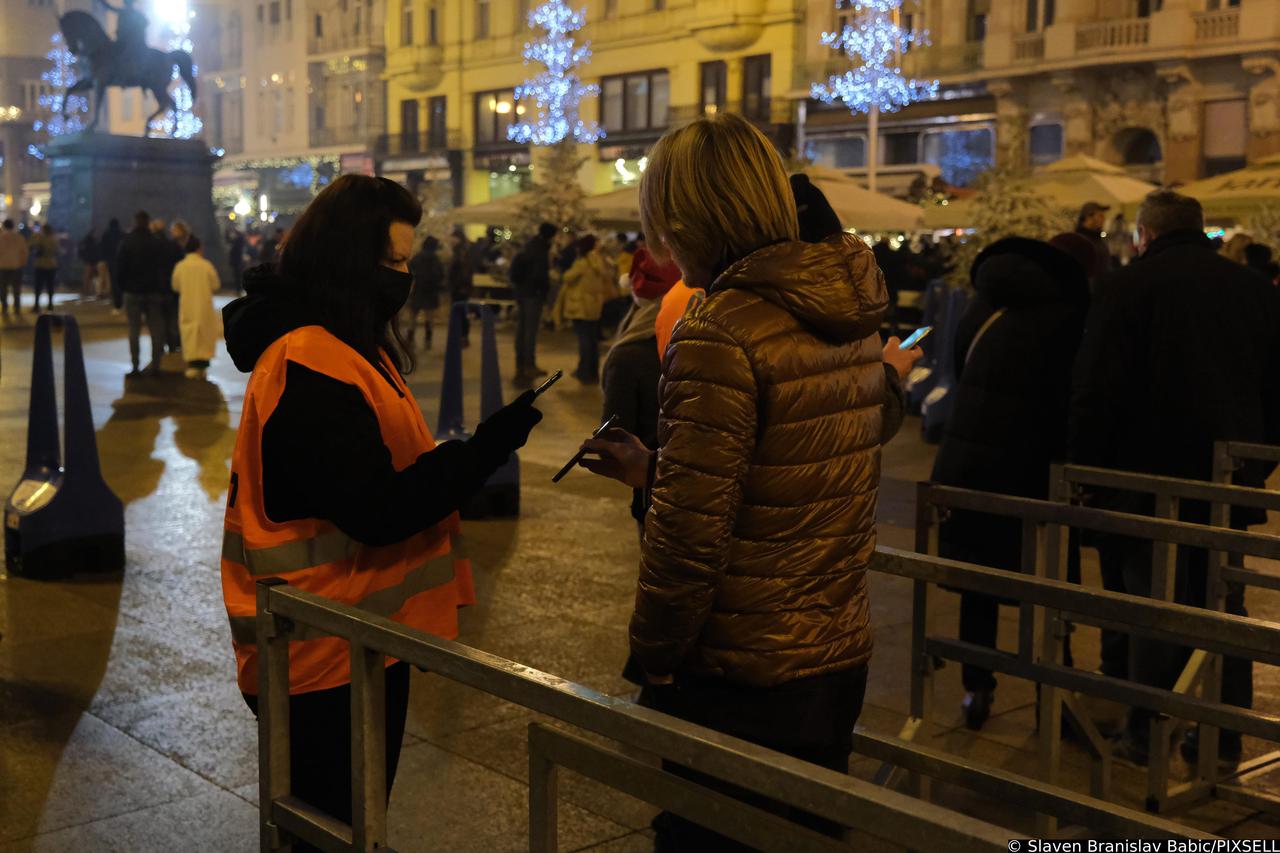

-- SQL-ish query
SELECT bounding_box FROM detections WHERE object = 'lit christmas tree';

[149,1,203,138]
[513,140,591,240]
[29,33,89,153]
[811,0,937,191]
[508,1,603,146]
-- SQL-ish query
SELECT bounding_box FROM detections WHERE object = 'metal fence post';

[257,579,294,853]
[1147,493,1180,811]
[1198,442,1235,786]
[350,642,388,852]
[528,725,560,853]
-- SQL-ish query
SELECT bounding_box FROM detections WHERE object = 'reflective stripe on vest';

[222,527,358,576]
[226,535,467,644]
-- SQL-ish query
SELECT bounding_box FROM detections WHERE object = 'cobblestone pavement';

[1,297,1279,851]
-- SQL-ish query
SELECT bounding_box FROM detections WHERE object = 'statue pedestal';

[47,134,227,282]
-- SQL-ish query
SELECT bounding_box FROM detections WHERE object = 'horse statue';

[58,7,197,138]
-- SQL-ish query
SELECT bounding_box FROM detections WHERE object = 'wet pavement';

[1,294,1279,851]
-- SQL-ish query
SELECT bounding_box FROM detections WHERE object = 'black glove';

[468,390,543,466]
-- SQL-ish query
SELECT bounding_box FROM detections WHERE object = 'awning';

[1178,155,1280,223]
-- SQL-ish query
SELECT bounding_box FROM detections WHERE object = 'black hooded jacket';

[931,237,1090,565]
[222,266,509,546]
[1070,230,1280,525]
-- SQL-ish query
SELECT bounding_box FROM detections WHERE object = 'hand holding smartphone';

[898,325,933,350]
[553,414,621,483]
[533,369,563,398]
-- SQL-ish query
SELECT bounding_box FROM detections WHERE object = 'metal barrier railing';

[907,475,1280,834]
[1057,441,1280,812]
[253,578,1014,853]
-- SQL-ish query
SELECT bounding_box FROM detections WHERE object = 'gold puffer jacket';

[631,234,888,687]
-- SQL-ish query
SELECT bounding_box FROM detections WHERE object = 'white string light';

[508,1,603,146]
[811,0,938,115]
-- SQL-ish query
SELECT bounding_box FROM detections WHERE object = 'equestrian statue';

[57,0,197,138]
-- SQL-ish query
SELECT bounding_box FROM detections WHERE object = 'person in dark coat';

[100,218,125,309]
[116,211,170,374]
[931,236,1091,730]
[446,230,474,346]
[406,235,444,351]
[509,222,555,383]
[1070,189,1280,766]
[226,227,247,293]
[1075,201,1114,281]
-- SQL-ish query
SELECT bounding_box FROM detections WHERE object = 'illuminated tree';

[149,4,203,139]
[29,33,88,153]
[508,1,603,146]
[811,0,937,191]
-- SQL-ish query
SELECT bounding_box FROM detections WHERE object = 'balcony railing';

[374,131,461,157]
[1013,33,1045,63]
[1194,9,1240,42]
[1076,17,1150,53]
[310,125,376,148]
[308,30,384,55]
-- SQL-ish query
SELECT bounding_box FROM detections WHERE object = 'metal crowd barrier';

[253,578,1013,853]
[1058,441,1280,812]
[904,467,1280,835]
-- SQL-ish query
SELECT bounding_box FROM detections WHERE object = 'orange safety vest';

[221,325,476,695]
[654,280,705,363]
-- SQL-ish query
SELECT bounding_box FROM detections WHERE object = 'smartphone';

[898,325,933,350]
[534,369,564,398]
[553,414,621,483]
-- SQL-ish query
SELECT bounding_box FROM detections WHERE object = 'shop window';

[1029,123,1064,167]
[923,127,994,186]
[808,136,866,169]
[882,131,921,166]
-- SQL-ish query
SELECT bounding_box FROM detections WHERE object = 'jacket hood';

[711,234,887,342]
[222,264,316,372]
[971,237,1089,311]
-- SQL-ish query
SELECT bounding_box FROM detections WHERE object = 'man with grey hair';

[1070,189,1280,767]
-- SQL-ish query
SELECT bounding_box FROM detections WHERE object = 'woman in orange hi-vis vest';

[220,176,542,844]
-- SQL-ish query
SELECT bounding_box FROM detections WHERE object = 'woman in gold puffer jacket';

[583,113,887,850]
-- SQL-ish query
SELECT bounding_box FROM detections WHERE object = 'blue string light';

[148,5,203,139]
[811,0,938,115]
[508,1,603,146]
[38,33,88,138]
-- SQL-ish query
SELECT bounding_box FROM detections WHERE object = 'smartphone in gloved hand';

[553,414,620,483]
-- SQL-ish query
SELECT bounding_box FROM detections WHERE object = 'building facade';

[196,0,386,219]
[802,0,1273,191]
[381,0,807,208]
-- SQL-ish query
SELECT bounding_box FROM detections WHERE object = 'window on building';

[968,0,989,41]
[401,99,419,146]
[285,0,291,20]
[354,4,361,35]
[401,0,413,46]
[882,131,921,166]
[1026,0,1054,31]
[742,54,771,122]
[808,136,866,169]
[1029,123,1064,166]
[604,0,618,17]
[835,0,854,32]
[1203,99,1247,177]
[314,14,323,38]
[428,6,438,44]
[515,0,528,28]
[700,61,726,116]
[476,0,490,38]
[923,127,994,186]
[602,70,670,134]
[428,96,448,148]
[653,0,665,9]
[269,0,279,24]
[314,104,326,130]
[475,89,517,144]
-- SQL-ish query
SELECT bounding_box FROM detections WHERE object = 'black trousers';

[243,662,412,853]
[1116,540,1252,741]
[33,268,56,310]
[951,531,1081,692]
[641,665,868,852]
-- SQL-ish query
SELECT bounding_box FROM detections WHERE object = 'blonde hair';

[639,113,798,285]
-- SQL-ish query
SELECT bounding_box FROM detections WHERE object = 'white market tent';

[800,166,926,233]
[1178,154,1280,223]
[922,155,1158,230]
[445,168,926,233]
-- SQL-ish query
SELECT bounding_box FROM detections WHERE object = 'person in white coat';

[171,237,222,379]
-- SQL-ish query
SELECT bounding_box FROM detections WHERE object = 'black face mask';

[373,265,412,323]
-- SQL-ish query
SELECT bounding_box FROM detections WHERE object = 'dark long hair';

[279,175,422,374]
